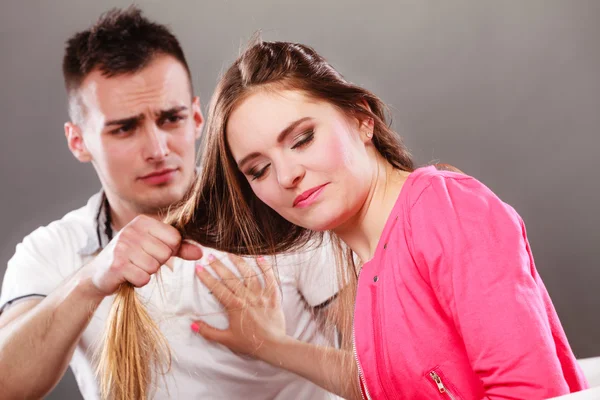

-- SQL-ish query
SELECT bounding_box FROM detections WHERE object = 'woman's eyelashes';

[248,164,270,181]
[246,129,315,181]
[291,129,315,150]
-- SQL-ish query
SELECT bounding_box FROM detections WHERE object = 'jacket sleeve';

[409,173,586,399]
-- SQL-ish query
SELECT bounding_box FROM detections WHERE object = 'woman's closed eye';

[290,129,315,150]
[247,163,271,181]
[244,130,314,181]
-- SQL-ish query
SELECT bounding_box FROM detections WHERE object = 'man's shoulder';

[0,193,102,304]
[17,193,101,256]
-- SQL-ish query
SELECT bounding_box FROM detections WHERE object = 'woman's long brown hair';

[169,37,413,251]
[164,36,416,399]
[96,283,171,400]
[94,195,171,400]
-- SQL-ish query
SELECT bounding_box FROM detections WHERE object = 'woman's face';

[226,89,376,231]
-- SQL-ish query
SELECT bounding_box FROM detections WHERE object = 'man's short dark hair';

[63,6,192,119]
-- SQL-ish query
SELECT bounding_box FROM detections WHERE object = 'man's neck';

[103,192,160,232]
[101,191,177,271]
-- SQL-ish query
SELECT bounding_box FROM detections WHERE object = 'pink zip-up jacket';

[354,166,588,399]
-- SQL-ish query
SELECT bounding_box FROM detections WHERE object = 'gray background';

[1,0,599,398]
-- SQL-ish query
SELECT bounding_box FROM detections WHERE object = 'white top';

[548,387,600,400]
[0,192,341,399]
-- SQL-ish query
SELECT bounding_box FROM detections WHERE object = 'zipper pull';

[430,371,447,394]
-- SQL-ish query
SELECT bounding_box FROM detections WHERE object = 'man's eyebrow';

[156,106,188,118]
[104,114,144,127]
[104,106,188,127]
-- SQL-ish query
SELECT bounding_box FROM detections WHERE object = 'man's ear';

[65,122,92,162]
[192,96,204,140]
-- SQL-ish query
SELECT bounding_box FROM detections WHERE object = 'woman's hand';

[192,254,287,359]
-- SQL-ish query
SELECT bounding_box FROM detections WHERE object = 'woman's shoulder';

[402,165,515,221]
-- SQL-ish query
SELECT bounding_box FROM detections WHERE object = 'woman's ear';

[356,101,375,142]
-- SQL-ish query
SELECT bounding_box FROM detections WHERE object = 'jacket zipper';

[429,371,457,400]
[353,325,372,400]
[353,268,372,400]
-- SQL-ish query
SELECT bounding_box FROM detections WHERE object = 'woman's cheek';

[317,135,355,171]
[254,184,281,211]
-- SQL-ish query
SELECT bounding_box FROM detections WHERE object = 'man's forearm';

[0,269,105,399]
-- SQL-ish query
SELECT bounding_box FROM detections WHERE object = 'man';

[0,7,339,399]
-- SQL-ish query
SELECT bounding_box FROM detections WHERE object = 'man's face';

[65,55,203,214]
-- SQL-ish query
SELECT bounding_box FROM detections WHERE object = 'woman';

[169,38,588,399]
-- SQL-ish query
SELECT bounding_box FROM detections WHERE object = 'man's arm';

[0,215,203,399]
[0,273,105,399]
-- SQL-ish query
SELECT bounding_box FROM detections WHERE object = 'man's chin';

[132,190,187,215]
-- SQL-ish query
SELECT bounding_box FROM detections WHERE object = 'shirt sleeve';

[284,236,341,308]
[409,173,585,399]
[0,222,75,313]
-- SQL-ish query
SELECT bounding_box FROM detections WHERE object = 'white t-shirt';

[0,192,341,400]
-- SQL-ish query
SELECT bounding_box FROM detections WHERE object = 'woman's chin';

[297,215,346,233]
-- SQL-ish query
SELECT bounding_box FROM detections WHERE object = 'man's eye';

[167,115,183,123]
[110,124,135,135]
[160,115,185,126]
